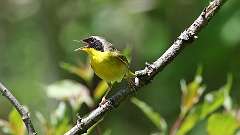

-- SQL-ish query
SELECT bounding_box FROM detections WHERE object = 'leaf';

[55,118,71,135]
[223,96,232,111]
[35,111,53,135]
[94,80,108,100]
[207,113,239,135]
[131,97,167,133]
[102,129,112,135]
[0,119,11,134]
[46,79,94,109]
[0,119,9,128]
[8,108,25,135]
[36,112,56,135]
[36,103,72,135]
[51,102,69,126]
[151,132,164,135]
[176,106,202,135]
[35,111,47,126]
[84,118,103,135]
[60,62,94,83]
[200,74,232,118]
[180,67,205,116]
[177,75,233,135]
[122,47,132,63]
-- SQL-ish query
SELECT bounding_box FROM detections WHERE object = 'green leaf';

[207,113,239,135]
[131,97,167,133]
[8,108,25,135]
[200,74,232,118]
[122,47,132,63]
[0,119,9,128]
[51,102,70,126]
[36,104,72,135]
[35,111,52,134]
[177,75,232,135]
[84,118,103,135]
[102,129,112,135]
[180,67,205,116]
[94,80,108,100]
[35,111,47,126]
[46,79,94,109]
[151,132,164,135]
[60,62,94,83]
[176,106,202,135]
[36,112,57,135]
[55,118,71,135]
[0,119,11,134]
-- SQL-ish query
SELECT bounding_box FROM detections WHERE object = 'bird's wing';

[111,51,129,66]
[111,51,136,78]
[117,54,129,66]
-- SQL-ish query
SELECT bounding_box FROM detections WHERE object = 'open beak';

[74,39,89,52]
[74,46,87,51]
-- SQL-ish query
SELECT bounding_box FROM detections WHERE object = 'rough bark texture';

[64,0,227,134]
[0,82,37,135]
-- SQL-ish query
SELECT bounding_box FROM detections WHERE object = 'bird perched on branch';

[75,36,135,104]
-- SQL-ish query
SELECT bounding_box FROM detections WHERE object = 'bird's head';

[75,36,110,53]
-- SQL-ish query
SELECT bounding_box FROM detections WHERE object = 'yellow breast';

[87,49,128,83]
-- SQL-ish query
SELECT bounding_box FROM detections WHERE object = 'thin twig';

[65,0,228,134]
[0,82,37,135]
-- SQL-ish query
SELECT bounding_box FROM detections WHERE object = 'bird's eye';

[93,40,103,51]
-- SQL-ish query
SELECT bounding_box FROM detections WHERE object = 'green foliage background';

[0,0,240,134]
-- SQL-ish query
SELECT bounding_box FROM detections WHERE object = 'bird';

[75,36,135,104]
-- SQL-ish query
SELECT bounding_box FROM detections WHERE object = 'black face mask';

[82,37,104,52]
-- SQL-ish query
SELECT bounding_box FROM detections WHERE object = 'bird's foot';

[99,87,111,107]
[99,96,107,106]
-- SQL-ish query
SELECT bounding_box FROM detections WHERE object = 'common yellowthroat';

[75,36,135,102]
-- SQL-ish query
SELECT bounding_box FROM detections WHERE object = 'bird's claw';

[99,96,107,107]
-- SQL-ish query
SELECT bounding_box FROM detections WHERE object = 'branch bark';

[0,82,37,135]
[65,0,227,134]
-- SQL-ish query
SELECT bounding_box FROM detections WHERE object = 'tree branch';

[65,0,228,134]
[0,82,37,135]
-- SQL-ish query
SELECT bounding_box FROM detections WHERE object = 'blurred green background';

[0,0,240,134]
